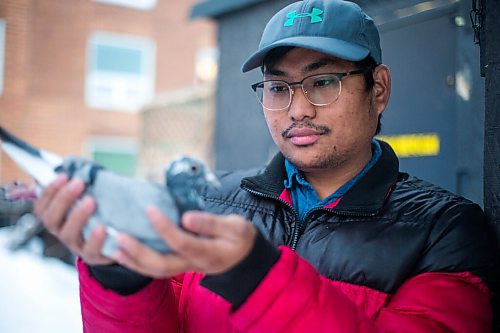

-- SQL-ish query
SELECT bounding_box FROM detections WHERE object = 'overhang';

[190,0,266,19]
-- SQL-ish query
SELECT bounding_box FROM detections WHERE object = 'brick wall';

[139,84,215,182]
[0,0,214,183]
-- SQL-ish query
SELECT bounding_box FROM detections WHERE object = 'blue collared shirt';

[284,140,382,221]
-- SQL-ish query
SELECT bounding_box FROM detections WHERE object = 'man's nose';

[288,87,317,121]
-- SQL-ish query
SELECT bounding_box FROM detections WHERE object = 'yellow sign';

[377,133,440,158]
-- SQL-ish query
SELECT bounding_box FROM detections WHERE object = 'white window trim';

[93,0,157,10]
[85,31,156,112]
[0,20,6,95]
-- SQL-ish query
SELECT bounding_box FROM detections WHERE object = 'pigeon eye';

[191,165,198,172]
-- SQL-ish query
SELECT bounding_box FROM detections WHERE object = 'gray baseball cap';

[241,0,381,72]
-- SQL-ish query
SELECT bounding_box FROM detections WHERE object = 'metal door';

[378,10,459,193]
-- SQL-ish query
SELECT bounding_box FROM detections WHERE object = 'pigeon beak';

[205,171,222,190]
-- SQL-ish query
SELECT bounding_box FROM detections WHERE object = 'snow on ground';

[0,227,82,333]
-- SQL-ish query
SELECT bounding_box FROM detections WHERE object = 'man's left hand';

[112,208,257,278]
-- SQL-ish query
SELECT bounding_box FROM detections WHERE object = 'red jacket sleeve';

[77,259,180,333]
[229,246,493,333]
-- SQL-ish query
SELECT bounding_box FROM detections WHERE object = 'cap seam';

[356,6,365,49]
[296,0,310,34]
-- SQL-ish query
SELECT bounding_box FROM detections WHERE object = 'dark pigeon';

[0,126,220,257]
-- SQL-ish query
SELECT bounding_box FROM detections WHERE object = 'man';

[35,0,498,332]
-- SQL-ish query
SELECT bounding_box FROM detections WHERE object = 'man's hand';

[34,174,113,266]
[112,208,257,278]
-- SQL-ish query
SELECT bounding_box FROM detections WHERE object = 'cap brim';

[241,36,370,73]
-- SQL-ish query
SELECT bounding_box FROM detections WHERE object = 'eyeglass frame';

[251,67,371,111]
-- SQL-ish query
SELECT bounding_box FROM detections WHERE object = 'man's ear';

[371,64,391,116]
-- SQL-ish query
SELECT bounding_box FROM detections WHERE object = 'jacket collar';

[240,140,399,214]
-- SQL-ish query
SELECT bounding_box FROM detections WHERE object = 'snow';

[0,227,82,333]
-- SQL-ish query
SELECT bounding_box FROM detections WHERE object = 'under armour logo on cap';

[284,7,324,27]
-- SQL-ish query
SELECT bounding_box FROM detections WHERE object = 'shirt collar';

[284,140,382,195]
[284,159,307,189]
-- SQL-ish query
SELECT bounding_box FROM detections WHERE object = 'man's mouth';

[286,128,322,146]
[282,122,331,146]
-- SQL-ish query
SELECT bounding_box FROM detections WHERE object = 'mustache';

[282,120,332,138]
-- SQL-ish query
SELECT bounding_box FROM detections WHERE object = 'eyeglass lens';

[255,74,341,111]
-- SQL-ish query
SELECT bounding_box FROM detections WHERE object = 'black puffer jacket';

[202,140,498,297]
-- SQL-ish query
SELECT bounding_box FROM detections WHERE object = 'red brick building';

[0,0,215,182]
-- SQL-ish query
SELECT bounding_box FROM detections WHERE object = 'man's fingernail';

[146,205,160,217]
[113,251,124,264]
[184,213,202,229]
[80,196,95,213]
[116,234,130,249]
[69,179,83,192]
[55,174,68,186]
[91,224,104,237]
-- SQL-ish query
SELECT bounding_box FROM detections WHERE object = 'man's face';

[261,48,385,173]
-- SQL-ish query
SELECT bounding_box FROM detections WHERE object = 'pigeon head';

[165,156,219,214]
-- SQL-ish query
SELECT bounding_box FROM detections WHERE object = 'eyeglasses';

[251,68,369,111]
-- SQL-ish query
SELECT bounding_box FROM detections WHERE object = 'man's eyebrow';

[302,58,340,73]
[263,67,287,76]
[263,57,341,77]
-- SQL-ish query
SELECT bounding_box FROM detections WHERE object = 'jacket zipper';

[241,185,379,250]
[291,207,322,250]
[240,185,301,249]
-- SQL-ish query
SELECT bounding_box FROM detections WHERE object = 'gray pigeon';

[0,126,220,257]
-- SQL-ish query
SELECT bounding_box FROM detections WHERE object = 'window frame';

[93,0,157,10]
[85,31,156,112]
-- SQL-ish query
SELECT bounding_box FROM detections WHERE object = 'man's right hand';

[34,174,113,266]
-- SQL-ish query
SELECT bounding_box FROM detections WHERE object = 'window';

[88,137,138,176]
[0,19,6,95]
[86,32,156,111]
[93,0,157,10]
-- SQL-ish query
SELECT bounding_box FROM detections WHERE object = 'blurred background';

[0,0,489,332]
[0,0,217,184]
[0,0,485,203]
